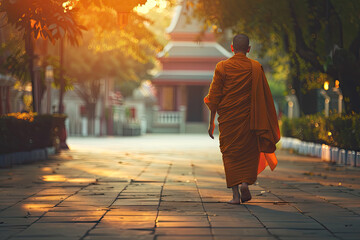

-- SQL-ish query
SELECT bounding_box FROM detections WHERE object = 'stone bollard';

[339,149,347,165]
[347,151,356,166]
[356,152,360,167]
[321,144,331,162]
[330,147,339,163]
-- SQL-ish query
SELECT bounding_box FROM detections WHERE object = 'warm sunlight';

[62,0,79,12]
[135,0,168,14]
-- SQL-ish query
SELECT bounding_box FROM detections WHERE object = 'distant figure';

[204,34,280,204]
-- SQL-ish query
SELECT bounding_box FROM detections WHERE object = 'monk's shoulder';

[249,58,263,70]
[215,60,226,72]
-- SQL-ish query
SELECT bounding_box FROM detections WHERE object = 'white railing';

[152,106,186,133]
[157,111,182,124]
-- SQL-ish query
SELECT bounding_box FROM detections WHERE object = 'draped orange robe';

[204,53,280,187]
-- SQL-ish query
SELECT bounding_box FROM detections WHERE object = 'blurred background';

[0,0,359,149]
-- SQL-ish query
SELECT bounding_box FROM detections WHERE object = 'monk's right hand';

[208,123,215,139]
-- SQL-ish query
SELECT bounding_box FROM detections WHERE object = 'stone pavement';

[0,134,359,240]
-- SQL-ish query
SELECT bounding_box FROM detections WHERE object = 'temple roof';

[154,1,232,84]
[158,41,232,58]
[154,70,214,81]
[167,2,206,34]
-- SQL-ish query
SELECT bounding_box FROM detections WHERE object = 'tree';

[189,0,360,113]
[0,0,83,112]
[60,1,163,134]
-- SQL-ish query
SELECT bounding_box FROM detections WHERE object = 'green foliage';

[0,38,30,82]
[190,0,360,113]
[281,114,360,151]
[328,114,360,150]
[0,114,66,154]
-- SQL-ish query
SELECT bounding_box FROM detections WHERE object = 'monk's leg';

[228,185,240,204]
[240,182,252,203]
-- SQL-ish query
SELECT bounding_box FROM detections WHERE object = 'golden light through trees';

[135,0,169,14]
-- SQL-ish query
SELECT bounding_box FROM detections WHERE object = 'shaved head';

[232,34,250,53]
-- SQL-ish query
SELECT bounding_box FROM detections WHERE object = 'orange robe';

[204,53,280,187]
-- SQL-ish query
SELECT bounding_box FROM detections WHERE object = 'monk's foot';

[227,198,240,205]
[240,184,252,203]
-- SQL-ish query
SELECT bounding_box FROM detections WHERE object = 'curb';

[280,137,360,167]
[0,147,56,168]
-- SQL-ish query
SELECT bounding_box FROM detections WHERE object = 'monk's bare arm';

[208,110,216,139]
[205,62,224,139]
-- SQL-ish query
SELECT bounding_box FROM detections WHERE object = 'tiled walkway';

[0,135,359,240]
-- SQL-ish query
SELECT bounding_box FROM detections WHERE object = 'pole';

[325,98,330,117]
[47,80,51,114]
[338,94,343,116]
[58,38,69,149]
[26,21,36,113]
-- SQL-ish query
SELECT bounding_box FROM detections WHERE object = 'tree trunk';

[25,21,36,112]
[292,54,304,114]
[338,69,360,113]
[58,38,65,114]
[87,102,96,136]
[6,86,10,113]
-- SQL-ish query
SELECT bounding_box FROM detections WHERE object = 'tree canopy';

[190,0,360,113]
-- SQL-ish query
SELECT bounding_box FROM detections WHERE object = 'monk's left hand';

[208,123,215,139]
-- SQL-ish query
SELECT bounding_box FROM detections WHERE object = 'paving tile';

[156,236,213,240]
[210,221,263,228]
[15,223,94,238]
[157,216,208,222]
[155,227,211,236]
[212,227,270,236]
[102,215,156,222]
[106,209,157,216]
[157,221,209,227]
[0,217,38,226]
[44,210,106,217]
[268,229,334,237]
[158,211,207,216]
[264,221,324,229]
[214,237,276,240]
[97,221,155,229]
[0,228,26,240]
[37,216,100,223]
[334,232,360,240]
[89,228,153,236]
[1,136,359,239]
[84,235,154,240]
[11,237,79,240]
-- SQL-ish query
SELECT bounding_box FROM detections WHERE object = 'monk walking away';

[204,34,280,204]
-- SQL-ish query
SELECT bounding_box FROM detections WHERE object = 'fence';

[152,106,186,133]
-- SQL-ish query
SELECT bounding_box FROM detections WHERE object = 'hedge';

[281,114,360,151]
[0,113,66,154]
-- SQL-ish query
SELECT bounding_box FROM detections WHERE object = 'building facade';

[152,3,231,133]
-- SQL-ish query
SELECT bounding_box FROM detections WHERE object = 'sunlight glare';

[135,0,168,14]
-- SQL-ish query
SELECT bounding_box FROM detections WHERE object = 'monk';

[204,34,280,204]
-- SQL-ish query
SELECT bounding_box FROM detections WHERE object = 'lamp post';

[45,65,54,114]
[288,101,294,119]
[333,80,343,116]
[321,81,330,117]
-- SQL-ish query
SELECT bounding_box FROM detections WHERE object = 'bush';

[0,113,66,154]
[281,114,360,151]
